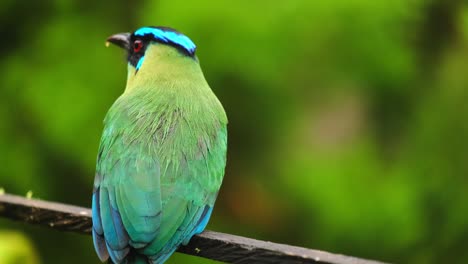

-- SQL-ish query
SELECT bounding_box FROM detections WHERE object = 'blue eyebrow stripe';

[134,27,196,56]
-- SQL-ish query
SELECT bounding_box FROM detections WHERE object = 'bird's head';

[106,26,201,89]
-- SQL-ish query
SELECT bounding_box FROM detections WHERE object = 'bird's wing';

[92,106,227,263]
[143,123,227,263]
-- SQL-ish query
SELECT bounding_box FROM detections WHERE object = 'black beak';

[106,32,131,50]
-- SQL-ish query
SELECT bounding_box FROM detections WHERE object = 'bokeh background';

[1,0,468,263]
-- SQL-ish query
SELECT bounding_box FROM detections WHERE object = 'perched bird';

[91,26,227,263]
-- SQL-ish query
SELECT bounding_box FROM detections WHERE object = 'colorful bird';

[91,26,227,263]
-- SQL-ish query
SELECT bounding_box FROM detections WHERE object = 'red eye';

[133,40,143,53]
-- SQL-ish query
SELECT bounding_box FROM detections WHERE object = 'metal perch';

[0,193,388,264]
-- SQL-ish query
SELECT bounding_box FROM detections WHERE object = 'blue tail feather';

[183,206,213,245]
[193,206,213,235]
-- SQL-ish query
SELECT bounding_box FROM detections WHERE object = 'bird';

[91,26,228,264]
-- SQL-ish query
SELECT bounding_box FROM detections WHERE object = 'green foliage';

[1,0,468,263]
[0,231,39,264]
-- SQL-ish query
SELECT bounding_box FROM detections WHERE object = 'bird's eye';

[133,40,143,53]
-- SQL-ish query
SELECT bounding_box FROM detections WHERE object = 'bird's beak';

[106,32,131,50]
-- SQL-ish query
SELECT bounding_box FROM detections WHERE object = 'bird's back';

[92,53,227,263]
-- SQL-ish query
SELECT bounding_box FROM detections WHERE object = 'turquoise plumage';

[91,26,227,263]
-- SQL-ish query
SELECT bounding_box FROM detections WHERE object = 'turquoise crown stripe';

[134,27,196,55]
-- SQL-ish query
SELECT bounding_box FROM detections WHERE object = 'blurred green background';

[1,0,468,263]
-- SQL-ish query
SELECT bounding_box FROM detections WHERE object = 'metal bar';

[0,193,388,264]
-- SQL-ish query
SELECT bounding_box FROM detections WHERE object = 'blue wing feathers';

[92,188,110,262]
[105,242,129,263]
[100,187,129,251]
[92,229,109,262]
[92,189,103,235]
[111,207,130,248]
[192,206,213,236]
